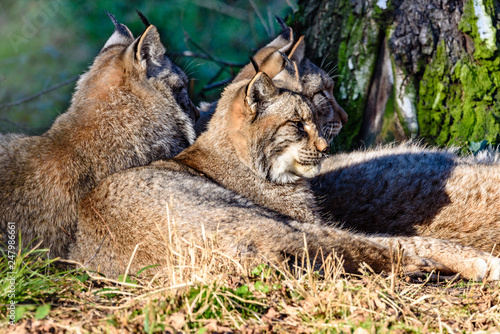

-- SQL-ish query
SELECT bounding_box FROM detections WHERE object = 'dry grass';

[2,232,500,333]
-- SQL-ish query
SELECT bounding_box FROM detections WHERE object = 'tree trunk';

[295,0,500,151]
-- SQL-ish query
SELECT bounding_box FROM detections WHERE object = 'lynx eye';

[312,91,328,108]
[291,120,305,133]
[313,91,326,99]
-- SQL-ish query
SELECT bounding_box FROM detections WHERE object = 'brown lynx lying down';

[312,143,500,255]
[194,19,347,144]
[0,14,197,258]
[70,72,500,281]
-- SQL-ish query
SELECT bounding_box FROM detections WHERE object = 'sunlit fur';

[313,142,500,255]
[71,73,500,282]
[0,19,196,258]
[194,28,347,144]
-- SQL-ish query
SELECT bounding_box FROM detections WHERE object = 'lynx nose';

[315,137,329,154]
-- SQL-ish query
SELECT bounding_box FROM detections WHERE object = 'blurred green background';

[0,0,296,134]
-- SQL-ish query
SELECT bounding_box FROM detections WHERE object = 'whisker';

[322,60,335,71]
[320,52,331,68]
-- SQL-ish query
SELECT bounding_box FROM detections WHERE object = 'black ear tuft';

[136,9,151,28]
[106,10,119,27]
[275,16,288,31]
[102,11,134,50]
[105,11,133,39]
[275,16,291,41]
[266,18,293,53]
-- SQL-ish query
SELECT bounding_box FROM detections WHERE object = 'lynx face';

[230,73,329,184]
[299,59,348,144]
[232,29,347,144]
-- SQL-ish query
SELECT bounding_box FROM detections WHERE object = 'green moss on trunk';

[296,0,383,150]
[418,0,500,149]
[298,0,500,151]
[335,9,380,149]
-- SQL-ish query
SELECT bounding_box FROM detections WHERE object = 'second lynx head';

[233,23,348,143]
[210,72,329,184]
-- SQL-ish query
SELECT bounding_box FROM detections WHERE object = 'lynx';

[194,19,347,144]
[70,72,500,281]
[312,143,500,255]
[0,14,197,258]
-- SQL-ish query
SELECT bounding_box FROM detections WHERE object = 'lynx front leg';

[315,230,454,276]
[233,221,454,276]
[371,236,500,281]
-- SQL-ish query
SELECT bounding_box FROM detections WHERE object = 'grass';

[2,2,499,333]
[1,237,500,334]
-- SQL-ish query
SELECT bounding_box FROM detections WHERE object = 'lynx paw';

[486,257,500,281]
[467,258,488,281]
[462,257,500,281]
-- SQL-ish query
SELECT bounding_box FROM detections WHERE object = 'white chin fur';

[293,162,321,178]
[268,149,321,183]
[268,150,299,184]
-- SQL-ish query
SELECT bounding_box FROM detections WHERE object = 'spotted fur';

[312,143,500,256]
[70,73,500,282]
[194,22,347,143]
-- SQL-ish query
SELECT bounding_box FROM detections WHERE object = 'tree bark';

[295,0,500,151]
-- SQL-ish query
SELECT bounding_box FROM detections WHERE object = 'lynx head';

[73,13,199,124]
[232,22,347,144]
[226,72,329,184]
[298,57,348,144]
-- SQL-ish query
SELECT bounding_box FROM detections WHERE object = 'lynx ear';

[234,19,294,83]
[275,52,300,81]
[259,51,286,79]
[288,36,305,65]
[245,72,278,114]
[135,25,166,69]
[266,26,294,53]
[102,11,134,50]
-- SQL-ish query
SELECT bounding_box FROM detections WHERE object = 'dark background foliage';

[0,0,295,134]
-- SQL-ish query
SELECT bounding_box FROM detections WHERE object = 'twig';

[249,0,271,38]
[0,75,79,110]
[83,234,108,267]
[184,34,246,77]
[122,242,143,284]
[167,51,245,68]
[203,78,232,92]
[57,259,144,288]
[0,117,35,133]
